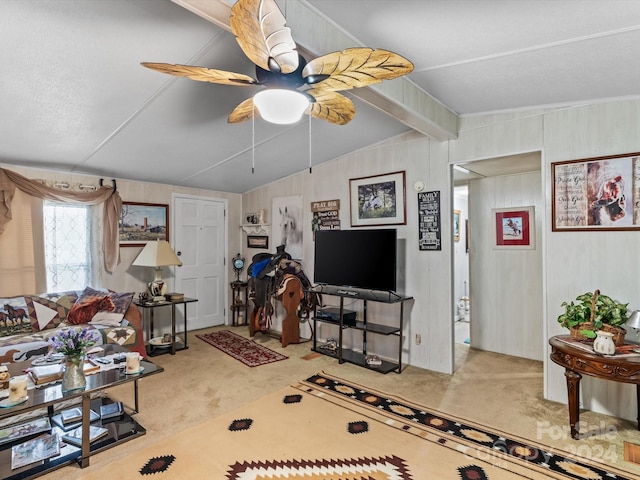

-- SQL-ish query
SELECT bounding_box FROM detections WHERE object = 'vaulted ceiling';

[2,0,639,192]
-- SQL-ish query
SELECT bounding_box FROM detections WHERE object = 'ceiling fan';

[141,0,413,125]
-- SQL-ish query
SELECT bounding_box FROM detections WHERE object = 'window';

[43,202,92,292]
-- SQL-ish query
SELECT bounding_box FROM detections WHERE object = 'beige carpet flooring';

[39,325,640,479]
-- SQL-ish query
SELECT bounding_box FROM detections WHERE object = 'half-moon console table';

[549,335,640,439]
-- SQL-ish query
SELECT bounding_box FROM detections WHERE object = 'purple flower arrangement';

[51,327,96,361]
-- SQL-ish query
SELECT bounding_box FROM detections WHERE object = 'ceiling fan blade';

[141,62,258,86]
[230,0,299,74]
[306,89,355,125]
[228,97,256,124]
[302,48,414,91]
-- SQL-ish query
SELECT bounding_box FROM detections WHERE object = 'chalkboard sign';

[418,191,441,251]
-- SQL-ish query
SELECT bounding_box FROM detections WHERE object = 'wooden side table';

[549,335,640,439]
[230,281,248,326]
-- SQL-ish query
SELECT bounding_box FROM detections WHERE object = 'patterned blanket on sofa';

[0,287,146,364]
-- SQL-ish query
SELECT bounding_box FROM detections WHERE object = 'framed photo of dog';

[552,152,640,231]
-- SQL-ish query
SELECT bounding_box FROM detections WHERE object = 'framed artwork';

[350,171,406,227]
[552,152,640,231]
[453,210,461,241]
[247,235,269,249]
[119,202,169,246]
[272,195,303,259]
[493,206,535,249]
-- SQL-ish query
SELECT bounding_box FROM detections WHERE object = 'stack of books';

[165,292,184,302]
[62,425,108,447]
[29,364,64,385]
[51,408,100,430]
[100,401,123,421]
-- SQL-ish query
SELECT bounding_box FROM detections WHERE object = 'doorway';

[172,194,227,330]
[451,152,544,364]
[453,185,470,346]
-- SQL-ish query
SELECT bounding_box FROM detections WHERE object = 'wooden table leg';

[565,369,582,439]
[637,384,640,431]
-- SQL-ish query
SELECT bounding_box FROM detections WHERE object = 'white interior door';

[173,195,226,330]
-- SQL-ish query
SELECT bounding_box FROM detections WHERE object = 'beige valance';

[0,167,122,273]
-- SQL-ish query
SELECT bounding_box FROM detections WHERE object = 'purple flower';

[52,327,96,356]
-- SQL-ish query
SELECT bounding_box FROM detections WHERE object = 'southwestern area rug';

[79,371,635,480]
[196,330,288,367]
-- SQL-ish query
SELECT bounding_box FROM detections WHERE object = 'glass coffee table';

[0,345,163,479]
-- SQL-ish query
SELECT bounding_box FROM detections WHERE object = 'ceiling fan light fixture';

[253,89,309,125]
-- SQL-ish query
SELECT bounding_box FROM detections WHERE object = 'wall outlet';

[415,334,421,345]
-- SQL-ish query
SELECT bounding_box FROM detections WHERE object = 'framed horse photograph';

[272,195,303,260]
[349,171,406,227]
[492,206,535,249]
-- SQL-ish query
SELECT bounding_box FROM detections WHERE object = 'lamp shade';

[132,240,182,267]
[627,310,640,330]
[253,89,309,124]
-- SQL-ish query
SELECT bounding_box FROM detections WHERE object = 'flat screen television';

[314,229,397,292]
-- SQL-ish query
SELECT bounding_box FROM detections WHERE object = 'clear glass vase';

[62,353,86,392]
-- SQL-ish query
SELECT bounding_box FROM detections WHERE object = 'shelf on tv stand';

[311,285,409,303]
[310,285,412,374]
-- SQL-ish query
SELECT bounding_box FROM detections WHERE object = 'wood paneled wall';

[242,131,455,374]
[455,99,640,421]
[0,163,241,327]
[468,171,543,361]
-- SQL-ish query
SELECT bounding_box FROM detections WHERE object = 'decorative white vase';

[593,330,616,355]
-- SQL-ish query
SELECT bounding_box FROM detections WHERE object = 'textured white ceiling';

[1,0,638,192]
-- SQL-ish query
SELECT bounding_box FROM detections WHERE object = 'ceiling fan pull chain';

[308,114,312,174]
[252,103,255,174]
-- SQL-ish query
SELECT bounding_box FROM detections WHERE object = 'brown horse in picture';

[4,304,28,331]
[4,304,27,322]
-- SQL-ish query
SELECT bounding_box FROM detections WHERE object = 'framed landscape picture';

[493,206,535,249]
[350,171,406,227]
[119,202,169,246]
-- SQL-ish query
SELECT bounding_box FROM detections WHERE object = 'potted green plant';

[557,289,629,345]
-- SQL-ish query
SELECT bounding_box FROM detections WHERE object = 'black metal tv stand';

[310,285,413,374]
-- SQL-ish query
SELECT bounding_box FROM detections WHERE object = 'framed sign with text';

[552,152,640,231]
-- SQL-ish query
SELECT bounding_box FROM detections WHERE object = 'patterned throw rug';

[196,330,288,367]
[79,371,635,479]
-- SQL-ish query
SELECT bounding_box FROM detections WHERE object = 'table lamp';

[627,310,640,344]
[132,240,182,301]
